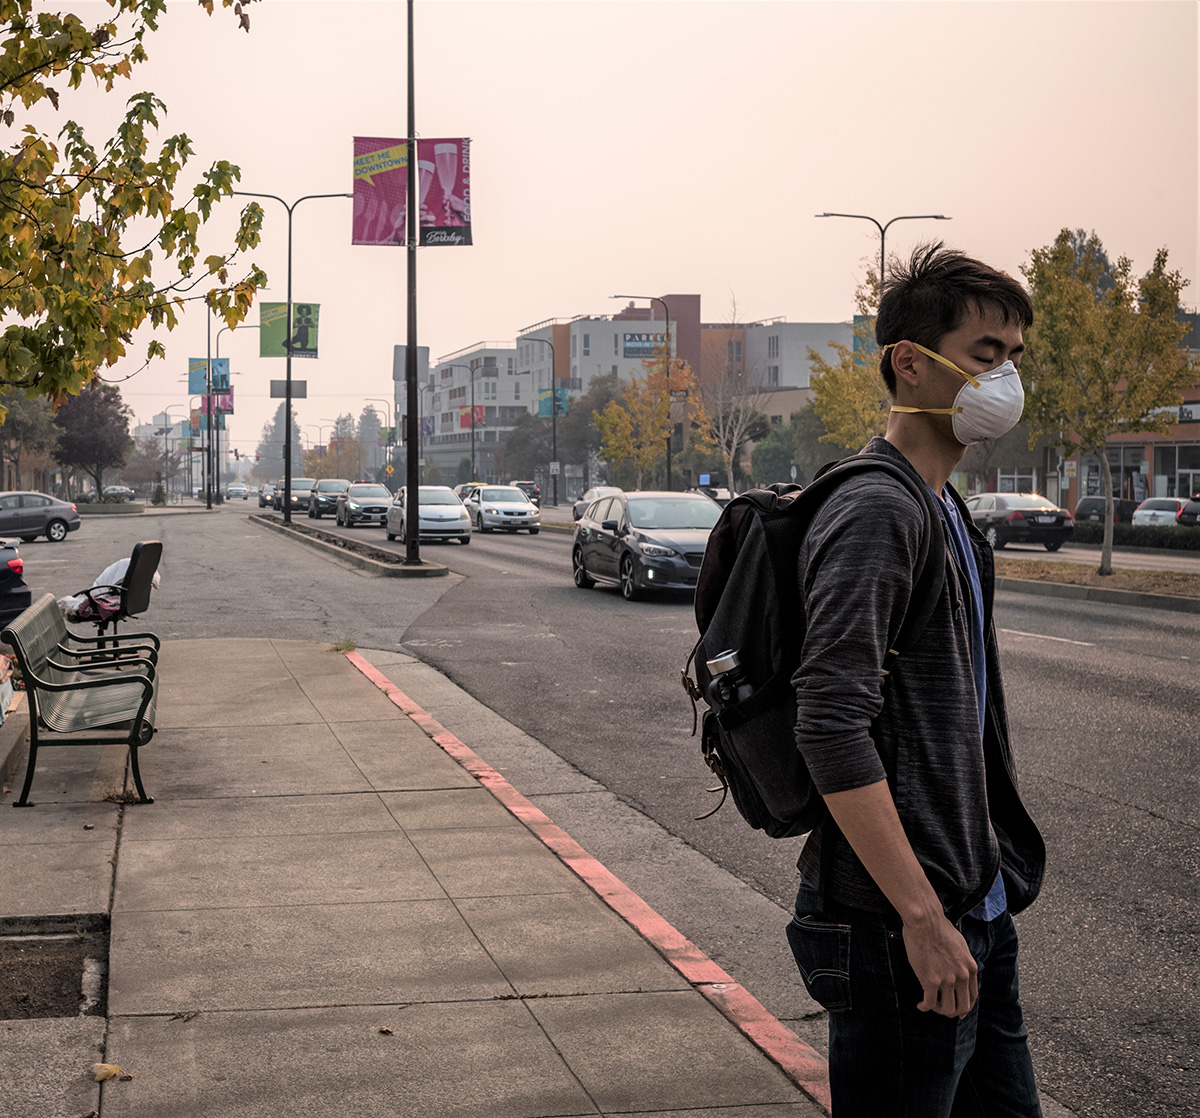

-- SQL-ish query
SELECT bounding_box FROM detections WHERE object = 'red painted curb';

[345,651,832,1114]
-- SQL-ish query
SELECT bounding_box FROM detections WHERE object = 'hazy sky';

[44,0,1200,452]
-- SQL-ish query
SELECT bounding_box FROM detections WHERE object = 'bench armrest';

[51,655,157,682]
[57,641,158,666]
[63,628,161,651]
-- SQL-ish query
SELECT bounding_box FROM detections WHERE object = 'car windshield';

[420,490,461,505]
[291,479,316,489]
[317,480,348,492]
[1001,495,1056,510]
[481,488,527,503]
[627,497,721,530]
[349,485,390,498]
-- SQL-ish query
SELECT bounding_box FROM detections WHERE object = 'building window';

[767,365,779,387]
[770,414,782,424]
[997,468,1036,492]
[613,334,619,355]
[611,364,618,375]
[768,335,779,359]
[583,333,590,356]
[571,334,577,358]
[727,340,743,363]
[507,357,514,374]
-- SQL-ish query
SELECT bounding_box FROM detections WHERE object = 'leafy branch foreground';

[993,558,1200,600]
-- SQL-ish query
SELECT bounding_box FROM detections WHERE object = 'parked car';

[964,492,1074,551]
[0,491,82,543]
[573,486,623,521]
[386,485,471,544]
[463,485,541,534]
[336,483,392,527]
[452,482,483,501]
[687,486,734,507]
[308,478,351,519]
[226,483,248,500]
[572,490,721,600]
[1177,495,1200,527]
[0,538,31,627]
[509,480,541,507]
[1074,496,1139,524]
[258,483,276,508]
[278,477,316,516]
[1131,497,1188,527]
[102,485,135,502]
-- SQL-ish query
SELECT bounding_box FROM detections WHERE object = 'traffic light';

[234,449,240,460]
[255,452,260,461]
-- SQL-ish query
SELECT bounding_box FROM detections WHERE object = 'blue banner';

[188,358,229,395]
[538,387,569,418]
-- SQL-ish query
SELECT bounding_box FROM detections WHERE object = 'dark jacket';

[792,438,1044,922]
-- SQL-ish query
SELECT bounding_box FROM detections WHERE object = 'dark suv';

[509,480,541,507]
[1074,496,1139,523]
[308,478,351,519]
[1178,495,1200,528]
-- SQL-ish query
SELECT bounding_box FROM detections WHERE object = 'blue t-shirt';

[934,487,1007,922]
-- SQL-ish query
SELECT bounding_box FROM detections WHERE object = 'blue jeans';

[787,887,1041,1118]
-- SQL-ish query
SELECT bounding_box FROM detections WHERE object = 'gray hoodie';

[792,437,1044,921]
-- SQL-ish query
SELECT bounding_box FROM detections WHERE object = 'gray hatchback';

[0,491,81,543]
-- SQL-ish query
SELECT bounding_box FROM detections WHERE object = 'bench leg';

[129,738,153,805]
[13,729,38,807]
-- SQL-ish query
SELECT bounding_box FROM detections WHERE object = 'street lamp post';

[215,323,261,503]
[233,190,352,523]
[815,212,951,287]
[520,338,560,504]
[612,295,674,490]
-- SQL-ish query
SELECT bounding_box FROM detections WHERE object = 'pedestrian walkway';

[1,638,827,1118]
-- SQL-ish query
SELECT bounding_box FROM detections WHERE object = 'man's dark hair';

[875,243,1034,395]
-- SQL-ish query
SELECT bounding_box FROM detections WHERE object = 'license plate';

[1036,516,1055,524]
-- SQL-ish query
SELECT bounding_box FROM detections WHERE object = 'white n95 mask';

[883,341,1025,444]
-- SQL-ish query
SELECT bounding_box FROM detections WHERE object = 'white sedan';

[1131,497,1187,527]
[386,485,471,544]
[463,485,541,534]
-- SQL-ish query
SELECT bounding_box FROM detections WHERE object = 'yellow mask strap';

[890,404,963,415]
[881,341,982,389]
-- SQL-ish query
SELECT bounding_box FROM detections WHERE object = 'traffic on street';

[23,506,1196,1118]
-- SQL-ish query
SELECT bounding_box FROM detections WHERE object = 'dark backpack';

[682,453,948,838]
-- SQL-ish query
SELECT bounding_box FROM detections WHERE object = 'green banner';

[260,302,320,359]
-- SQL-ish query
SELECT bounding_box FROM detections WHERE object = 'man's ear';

[889,340,921,394]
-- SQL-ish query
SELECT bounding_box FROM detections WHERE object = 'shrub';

[1071,521,1200,551]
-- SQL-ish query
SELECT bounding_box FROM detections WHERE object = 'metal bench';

[3,593,159,807]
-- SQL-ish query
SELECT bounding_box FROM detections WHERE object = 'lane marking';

[344,650,832,1114]
[999,628,1094,647]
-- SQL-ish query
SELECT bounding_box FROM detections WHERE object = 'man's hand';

[902,911,978,1017]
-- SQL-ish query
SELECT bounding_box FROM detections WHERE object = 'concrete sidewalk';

[1,638,827,1118]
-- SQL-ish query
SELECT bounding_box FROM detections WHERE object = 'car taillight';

[1062,510,1073,522]
[1005,510,1025,522]
[7,558,22,575]
[70,503,77,512]
[1178,507,1185,522]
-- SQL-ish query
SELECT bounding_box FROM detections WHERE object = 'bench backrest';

[2,593,69,684]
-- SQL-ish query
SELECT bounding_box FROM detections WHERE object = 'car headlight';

[349,503,361,510]
[458,510,469,520]
[640,542,676,557]
[485,507,498,514]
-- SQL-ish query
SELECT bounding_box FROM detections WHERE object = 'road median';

[249,513,450,577]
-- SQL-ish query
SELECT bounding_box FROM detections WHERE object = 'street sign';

[270,380,308,399]
[385,465,394,476]
[550,461,560,475]
[669,390,688,401]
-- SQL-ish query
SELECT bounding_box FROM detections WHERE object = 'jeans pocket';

[786,913,852,1012]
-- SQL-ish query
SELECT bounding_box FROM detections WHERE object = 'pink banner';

[353,137,408,246]
[457,405,486,429]
[418,138,471,246]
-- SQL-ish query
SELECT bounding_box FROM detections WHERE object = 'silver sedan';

[463,485,541,534]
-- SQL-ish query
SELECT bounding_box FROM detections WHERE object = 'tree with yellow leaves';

[808,276,889,452]
[0,0,266,411]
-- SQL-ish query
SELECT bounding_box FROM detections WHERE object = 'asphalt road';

[26,506,1199,1118]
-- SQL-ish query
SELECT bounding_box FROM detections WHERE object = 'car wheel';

[386,531,396,541]
[46,519,68,543]
[460,535,470,545]
[620,554,641,600]
[528,528,540,535]
[984,525,1005,550]
[20,536,36,544]
[1044,540,1063,552]
[573,547,595,588]
[477,515,490,534]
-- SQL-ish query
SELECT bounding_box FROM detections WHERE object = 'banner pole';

[403,0,421,563]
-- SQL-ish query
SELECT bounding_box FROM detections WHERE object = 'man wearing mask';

[785,244,1046,1116]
